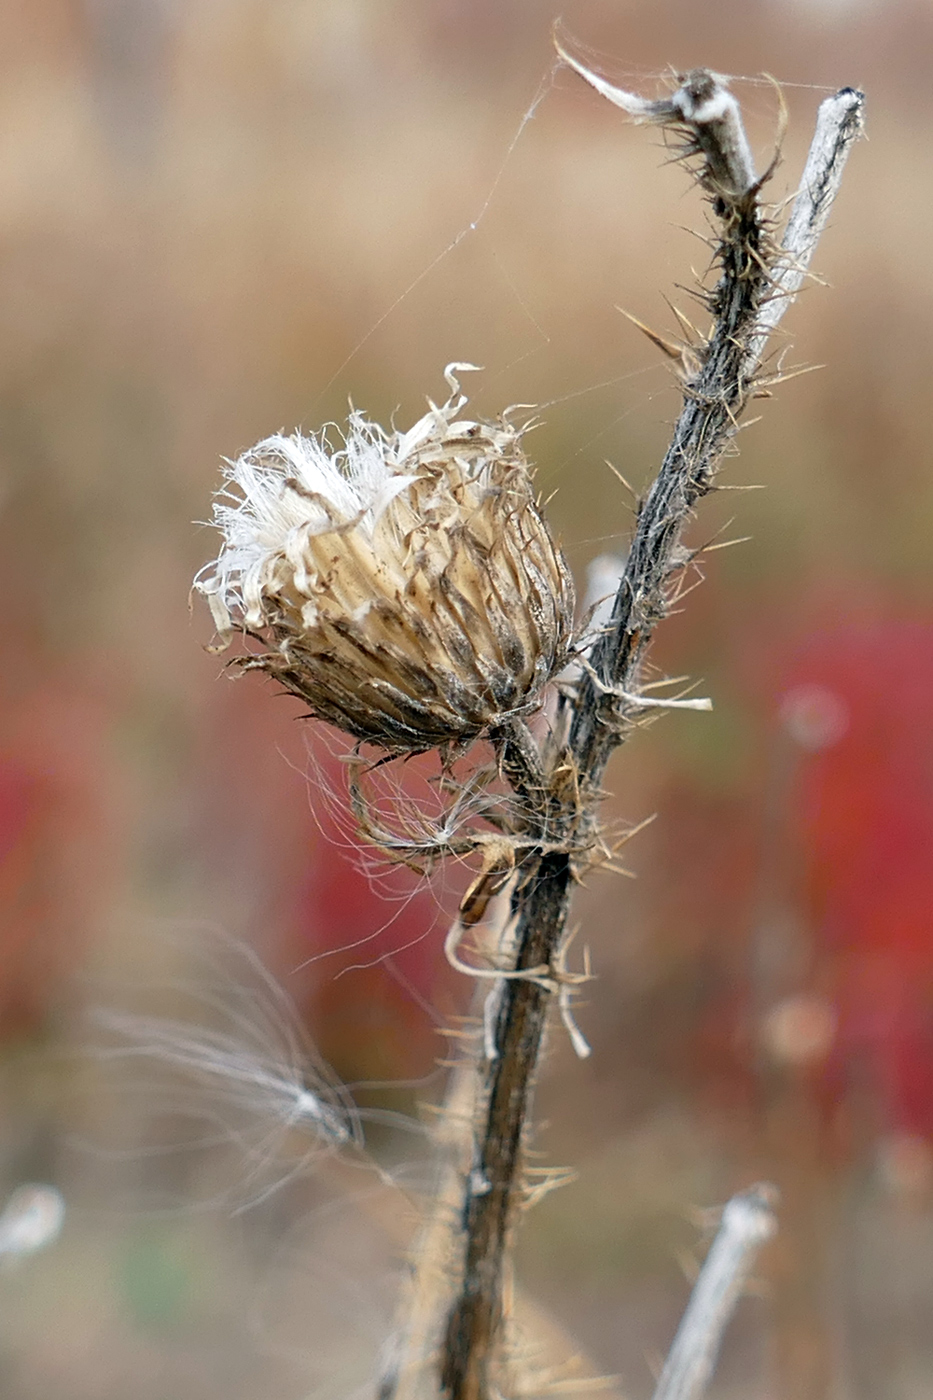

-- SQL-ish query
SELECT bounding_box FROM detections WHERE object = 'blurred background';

[1,0,932,1396]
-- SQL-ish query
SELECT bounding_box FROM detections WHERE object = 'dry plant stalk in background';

[195,43,863,1400]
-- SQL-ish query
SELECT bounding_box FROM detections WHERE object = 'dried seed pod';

[195,366,574,752]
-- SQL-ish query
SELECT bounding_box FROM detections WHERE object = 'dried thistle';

[181,45,863,1400]
[195,365,574,754]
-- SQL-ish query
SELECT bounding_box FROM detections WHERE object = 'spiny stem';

[441,850,573,1400]
[433,68,863,1400]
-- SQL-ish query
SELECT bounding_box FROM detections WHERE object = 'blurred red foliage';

[0,633,121,1035]
[669,601,933,1184]
[783,614,933,1144]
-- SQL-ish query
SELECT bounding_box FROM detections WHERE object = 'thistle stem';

[436,71,863,1400]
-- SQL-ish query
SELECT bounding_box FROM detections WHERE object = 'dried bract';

[195,366,574,752]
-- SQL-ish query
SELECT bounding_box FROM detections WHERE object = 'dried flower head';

[195,365,574,752]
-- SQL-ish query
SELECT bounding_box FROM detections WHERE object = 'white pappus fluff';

[87,933,423,1210]
[197,417,419,642]
[194,361,482,643]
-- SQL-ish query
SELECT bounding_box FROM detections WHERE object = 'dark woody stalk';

[438,60,864,1400]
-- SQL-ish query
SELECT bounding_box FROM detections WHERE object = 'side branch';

[747,86,865,366]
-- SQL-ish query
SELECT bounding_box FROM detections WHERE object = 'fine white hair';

[85,932,405,1210]
[196,419,418,638]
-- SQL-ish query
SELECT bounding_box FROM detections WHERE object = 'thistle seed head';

[195,366,574,752]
